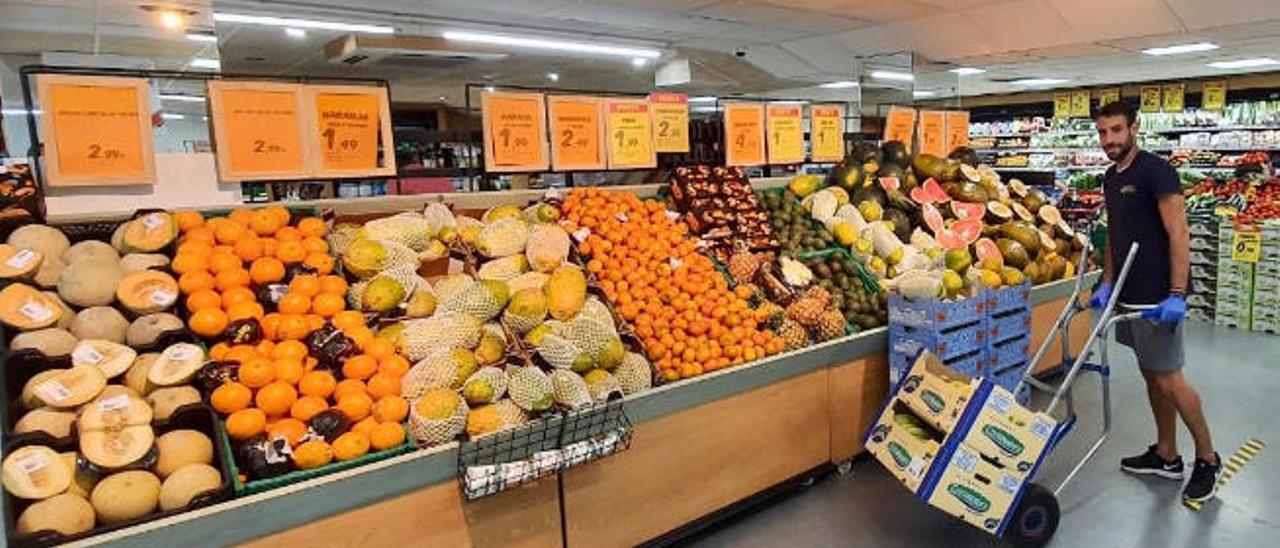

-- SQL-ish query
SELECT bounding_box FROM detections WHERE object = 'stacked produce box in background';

[1214,223,1254,330]
[1251,221,1280,334]
[667,166,777,263]
[1186,212,1219,324]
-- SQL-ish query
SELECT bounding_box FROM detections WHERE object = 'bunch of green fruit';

[802,254,888,330]
[759,191,836,255]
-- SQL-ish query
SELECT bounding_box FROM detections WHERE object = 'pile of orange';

[562,188,784,381]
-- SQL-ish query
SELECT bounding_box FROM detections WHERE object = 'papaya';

[1000,222,1042,257]
[545,265,586,321]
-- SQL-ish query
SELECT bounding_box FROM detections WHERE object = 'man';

[1089,101,1220,502]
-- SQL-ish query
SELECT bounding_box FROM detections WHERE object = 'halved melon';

[0,244,43,281]
[1038,205,1063,227]
[117,270,179,315]
[21,370,67,410]
[14,408,77,439]
[958,164,982,183]
[985,201,1013,225]
[72,340,138,379]
[80,392,153,431]
[34,366,107,409]
[1039,229,1059,253]
[0,283,64,330]
[121,213,178,253]
[120,253,170,275]
[1008,178,1029,198]
[148,343,206,387]
[80,425,155,470]
[3,445,72,500]
[1010,202,1034,223]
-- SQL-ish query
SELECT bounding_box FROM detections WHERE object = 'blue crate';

[988,335,1030,373]
[888,293,985,331]
[992,362,1026,392]
[889,347,986,381]
[985,282,1031,316]
[988,308,1031,344]
[889,319,987,362]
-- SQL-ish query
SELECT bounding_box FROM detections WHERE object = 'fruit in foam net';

[526,224,571,273]
[549,369,593,408]
[477,254,528,281]
[359,213,433,251]
[462,367,508,406]
[397,313,482,362]
[545,264,586,321]
[615,352,653,395]
[409,388,466,445]
[507,366,554,412]
[438,279,509,321]
[582,369,622,402]
[503,288,548,334]
[360,276,407,313]
[475,217,530,258]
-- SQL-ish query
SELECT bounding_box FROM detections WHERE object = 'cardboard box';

[956,385,1057,476]
[924,443,1025,534]
[897,351,980,433]
[866,404,944,493]
[1216,314,1250,330]
[1251,315,1280,335]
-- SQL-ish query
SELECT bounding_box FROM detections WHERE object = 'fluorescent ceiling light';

[1142,42,1218,56]
[1208,57,1280,69]
[188,58,221,70]
[161,113,186,120]
[1010,78,1068,86]
[442,30,661,59]
[1,109,41,116]
[870,70,913,82]
[213,12,393,34]
[913,90,936,98]
[484,86,495,92]
[186,32,217,43]
[632,57,648,67]
[689,96,718,103]
[285,28,307,39]
[819,81,858,89]
[950,67,986,76]
[547,72,559,82]
[159,94,204,103]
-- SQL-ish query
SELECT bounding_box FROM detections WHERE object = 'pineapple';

[777,319,809,350]
[814,309,846,341]
[756,301,786,330]
[785,296,824,327]
[800,285,832,308]
[727,248,762,284]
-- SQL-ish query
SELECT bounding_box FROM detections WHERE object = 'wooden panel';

[563,370,831,547]
[1030,296,1091,374]
[463,477,563,548]
[828,353,890,461]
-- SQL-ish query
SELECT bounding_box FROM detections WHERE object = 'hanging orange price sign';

[918,110,946,158]
[766,103,804,165]
[724,103,765,167]
[605,99,655,169]
[944,110,970,156]
[883,107,916,151]
[306,85,395,177]
[548,95,605,171]
[809,104,844,162]
[37,75,156,187]
[649,92,689,153]
[482,91,548,172]
[208,81,309,181]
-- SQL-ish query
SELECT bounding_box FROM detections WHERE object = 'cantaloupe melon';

[148,343,205,386]
[16,493,95,536]
[116,270,178,315]
[119,253,169,274]
[153,430,214,479]
[80,391,153,431]
[70,306,129,343]
[34,256,67,289]
[90,470,160,524]
[80,425,155,470]
[120,213,178,253]
[42,291,75,330]
[0,283,65,330]
[7,224,70,260]
[21,369,67,410]
[124,354,159,396]
[11,328,78,357]
[35,366,107,409]
[3,445,72,499]
[126,313,183,348]
[14,408,77,439]
[158,463,221,511]
[57,259,123,308]
[147,386,200,421]
[62,240,119,265]
[71,340,137,378]
[0,244,43,280]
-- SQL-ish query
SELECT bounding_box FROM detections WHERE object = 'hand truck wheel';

[1004,482,1059,548]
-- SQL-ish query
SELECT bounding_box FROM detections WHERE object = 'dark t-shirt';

[1103,149,1180,304]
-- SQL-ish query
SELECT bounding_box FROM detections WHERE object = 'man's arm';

[1157,193,1190,293]
[1103,233,1113,283]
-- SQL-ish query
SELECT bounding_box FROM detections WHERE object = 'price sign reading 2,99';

[208,81,309,182]
[605,99,656,169]
[482,91,549,173]
[548,96,605,171]
[307,85,395,177]
[36,74,157,187]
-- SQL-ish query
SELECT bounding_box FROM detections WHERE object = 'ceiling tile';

[963,0,1079,56]
[1163,0,1280,31]
[1048,0,1183,42]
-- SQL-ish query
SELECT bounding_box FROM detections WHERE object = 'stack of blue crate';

[983,282,1032,404]
[887,292,987,394]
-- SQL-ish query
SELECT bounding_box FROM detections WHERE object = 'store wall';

[0,53,39,157]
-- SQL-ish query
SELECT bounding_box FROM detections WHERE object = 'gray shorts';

[1115,308,1185,372]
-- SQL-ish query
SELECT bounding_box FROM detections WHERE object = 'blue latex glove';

[1142,294,1186,325]
[1088,282,1113,309]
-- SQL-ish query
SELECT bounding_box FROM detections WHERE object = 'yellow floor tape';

[1184,438,1266,511]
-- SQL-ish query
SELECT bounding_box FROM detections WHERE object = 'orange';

[176,240,214,258]
[342,355,378,381]
[238,356,276,388]
[363,338,395,361]
[331,311,365,332]
[178,270,216,295]
[301,237,329,255]
[372,395,408,423]
[276,314,311,341]
[233,236,265,262]
[336,392,373,421]
[331,432,370,461]
[189,308,229,338]
[174,210,205,232]
[333,379,366,401]
[265,205,291,226]
[208,253,241,274]
[379,355,410,378]
[275,226,303,242]
[171,253,209,276]
[290,395,329,422]
[274,357,306,384]
[186,290,222,313]
[296,217,327,238]
[249,257,286,285]
[255,381,298,416]
[275,240,307,264]
[369,422,406,451]
[209,342,231,361]
[293,440,333,469]
[228,208,254,227]
[350,417,379,437]
[225,345,261,365]
[266,417,308,447]
[213,245,236,257]
[319,275,348,296]
[303,253,335,275]
[366,373,401,400]
[262,238,279,259]
[277,292,310,315]
[347,326,373,350]
[213,221,246,245]
[226,408,267,440]
[249,209,284,236]
[272,340,309,361]
[255,339,276,358]
[216,269,252,292]
[260,313,281,340]
[183,226,216,246]
[310,293,345,318]
[289,275,321,297]
[211,382,252,414]
[227,302,265,323]
[221,286,256,309]
[299,370,337,398]
[305,314,325,332]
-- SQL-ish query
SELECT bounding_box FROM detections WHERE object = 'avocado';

[827,159,866,190]
[999,222,1042,257]
[883,208,913,242]
[881,141,911,169]
[850,185,887,207]
[879,163,906,182]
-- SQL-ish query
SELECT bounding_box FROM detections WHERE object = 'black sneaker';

[1120,445,1184,480]
[1183,454,1222,503]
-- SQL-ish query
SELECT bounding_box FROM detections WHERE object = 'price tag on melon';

[724,103,765,167]
[99,394,130,412]
[571,227,591,243]
[6,249,37,269]
[142,213,166,230]
[810,104,844,163]
[168,345,197,362]
[19,300,52,323]
[765,104,804,165]
[16,452,49,474]
[73,344,105,365]
[150,289,177,307]
[605,99,655,169]
[36,74,157,187]
[34,380,71,403]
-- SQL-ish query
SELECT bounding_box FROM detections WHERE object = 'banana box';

[898,350,979,433]
[956,384,1058,476]
[866,404,944,493]
[924,443,1024,533]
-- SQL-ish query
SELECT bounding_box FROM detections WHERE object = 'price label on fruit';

[209,82,309,181]
[765,104,804,165]
[725,103,766,166]
[482,91,549,172]
[605,99,655,169]
[1203,81,1227,111]
[649,92,689,153]
[309,87,392,175]
[1140,85,1162,113]
[918,110,946,157]
[1232,231,1261,263]
[1162,83,1185,113]
[37,75,156,186]
[810,104,844,162]
[548,96,605,171]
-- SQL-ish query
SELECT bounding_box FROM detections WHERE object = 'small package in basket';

[897,350,980,433]
[956,384,1058,477]
[922,443,1025,534]
[865,403,944,494]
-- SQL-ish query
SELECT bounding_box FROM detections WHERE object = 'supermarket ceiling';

[4,0,1280,106]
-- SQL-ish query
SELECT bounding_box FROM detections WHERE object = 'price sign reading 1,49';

[606,101,654,169]
[313,91,381,172]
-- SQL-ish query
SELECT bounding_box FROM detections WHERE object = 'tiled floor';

[684,322,1278,547]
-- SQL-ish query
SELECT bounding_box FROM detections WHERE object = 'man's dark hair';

[1095,101,1137,125]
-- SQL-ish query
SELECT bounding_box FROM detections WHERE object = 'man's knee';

[1145,370,1185,396]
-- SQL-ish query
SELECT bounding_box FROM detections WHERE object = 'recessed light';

[950,67,986,76]
[158,11,185,30]
[913,90,936,98]
[632,57,648,67]
[870,70,914,82]
[485,86,495,92]
[547,72,559,82]
[1142,42,1219,56]
[213,12,394,34]
[1010,78,1068,86]
[443,30,661,59]
[285,28,306,39]
[159,94,205,103]
[819,81,859,89]
[188,58,221,70]
[1208,58,1280,69]
[185,32,217,43]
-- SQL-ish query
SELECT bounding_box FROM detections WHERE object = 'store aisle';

[684,322,1279,548]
